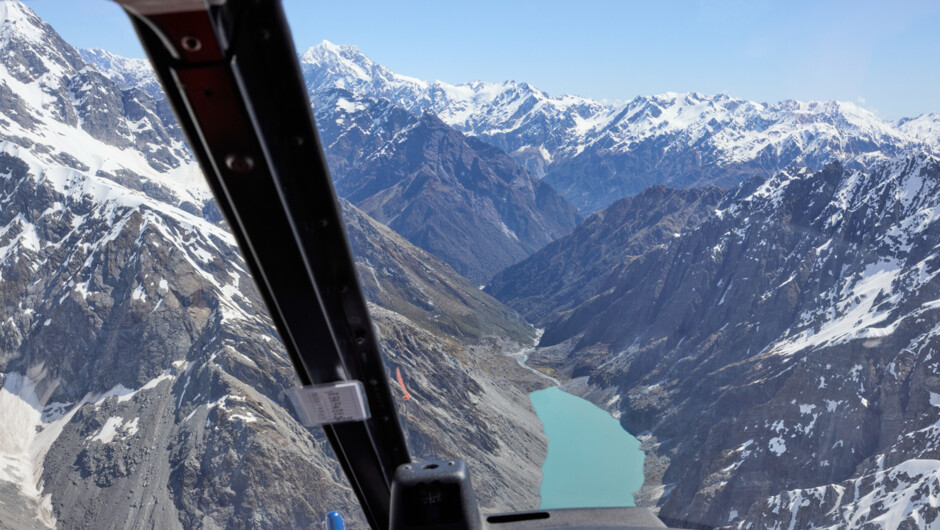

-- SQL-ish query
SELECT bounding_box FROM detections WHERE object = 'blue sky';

[23,0,940,119]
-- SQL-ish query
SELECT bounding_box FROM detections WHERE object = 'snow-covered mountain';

[544,94,938,212]
[79,48,163,99]
[300,40,607,144]
[898,112,940,145]
[298,40,610,178]
[298,41,940,212]
[0,2,550,527]
[512,153,940,528]
[0,1,189,176]
[83,38,940,214]
[84,37,940,215]
[81,46,584,285]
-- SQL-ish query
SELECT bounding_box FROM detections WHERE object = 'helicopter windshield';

[0,1,939,529]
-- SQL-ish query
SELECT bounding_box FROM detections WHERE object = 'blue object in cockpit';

[325,511,345,530]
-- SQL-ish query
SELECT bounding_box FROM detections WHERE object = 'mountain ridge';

[83,37,940,214]
[318,92,582,283]
[525,152,940,528]
[298,40,940,212]
[486,184,726,325]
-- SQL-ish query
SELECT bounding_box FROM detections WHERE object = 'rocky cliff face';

[337,110,581,284]
[0,136,548,529]
[311,89,582,284]
[486,185,725,326]
[526,154,940,528]
[0,3,548,527]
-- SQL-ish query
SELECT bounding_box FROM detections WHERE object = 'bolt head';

[225,154,255,173]
[181,36,202,52]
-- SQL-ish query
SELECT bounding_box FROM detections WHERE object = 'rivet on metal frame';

[181,35,202,52]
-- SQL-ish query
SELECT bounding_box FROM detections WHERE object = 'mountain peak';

[317,39,356,53]
[301,39,367,64]
[897,112,940,145]
[79,47,159,95]
[316,38,340,50]
[298,39,384,92]
[0,0,86,87]
[80,47,150,71]
[0,0,30,22]
[81,47,121,61]
[0,0,49,46]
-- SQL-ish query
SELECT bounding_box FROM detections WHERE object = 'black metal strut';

[114,1,411,528]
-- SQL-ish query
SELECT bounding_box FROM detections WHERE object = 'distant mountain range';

[81,39,940,276]
[80,47,584,285]
[294,40,940,212]
[85,39,940,217]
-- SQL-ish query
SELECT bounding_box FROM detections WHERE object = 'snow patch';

[90,416,123,443]
[0,372,83,528]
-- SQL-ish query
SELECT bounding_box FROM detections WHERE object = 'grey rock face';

[486,185,725,326]
[528,155,940,528]
[313,88,583,285]
[0,145,342,527]
[313,88,418,178]
[316,90,584,287]
[343,199,535,343]
[335,110,582,284]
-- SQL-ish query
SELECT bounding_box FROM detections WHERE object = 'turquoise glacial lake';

[529,386,645,509]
